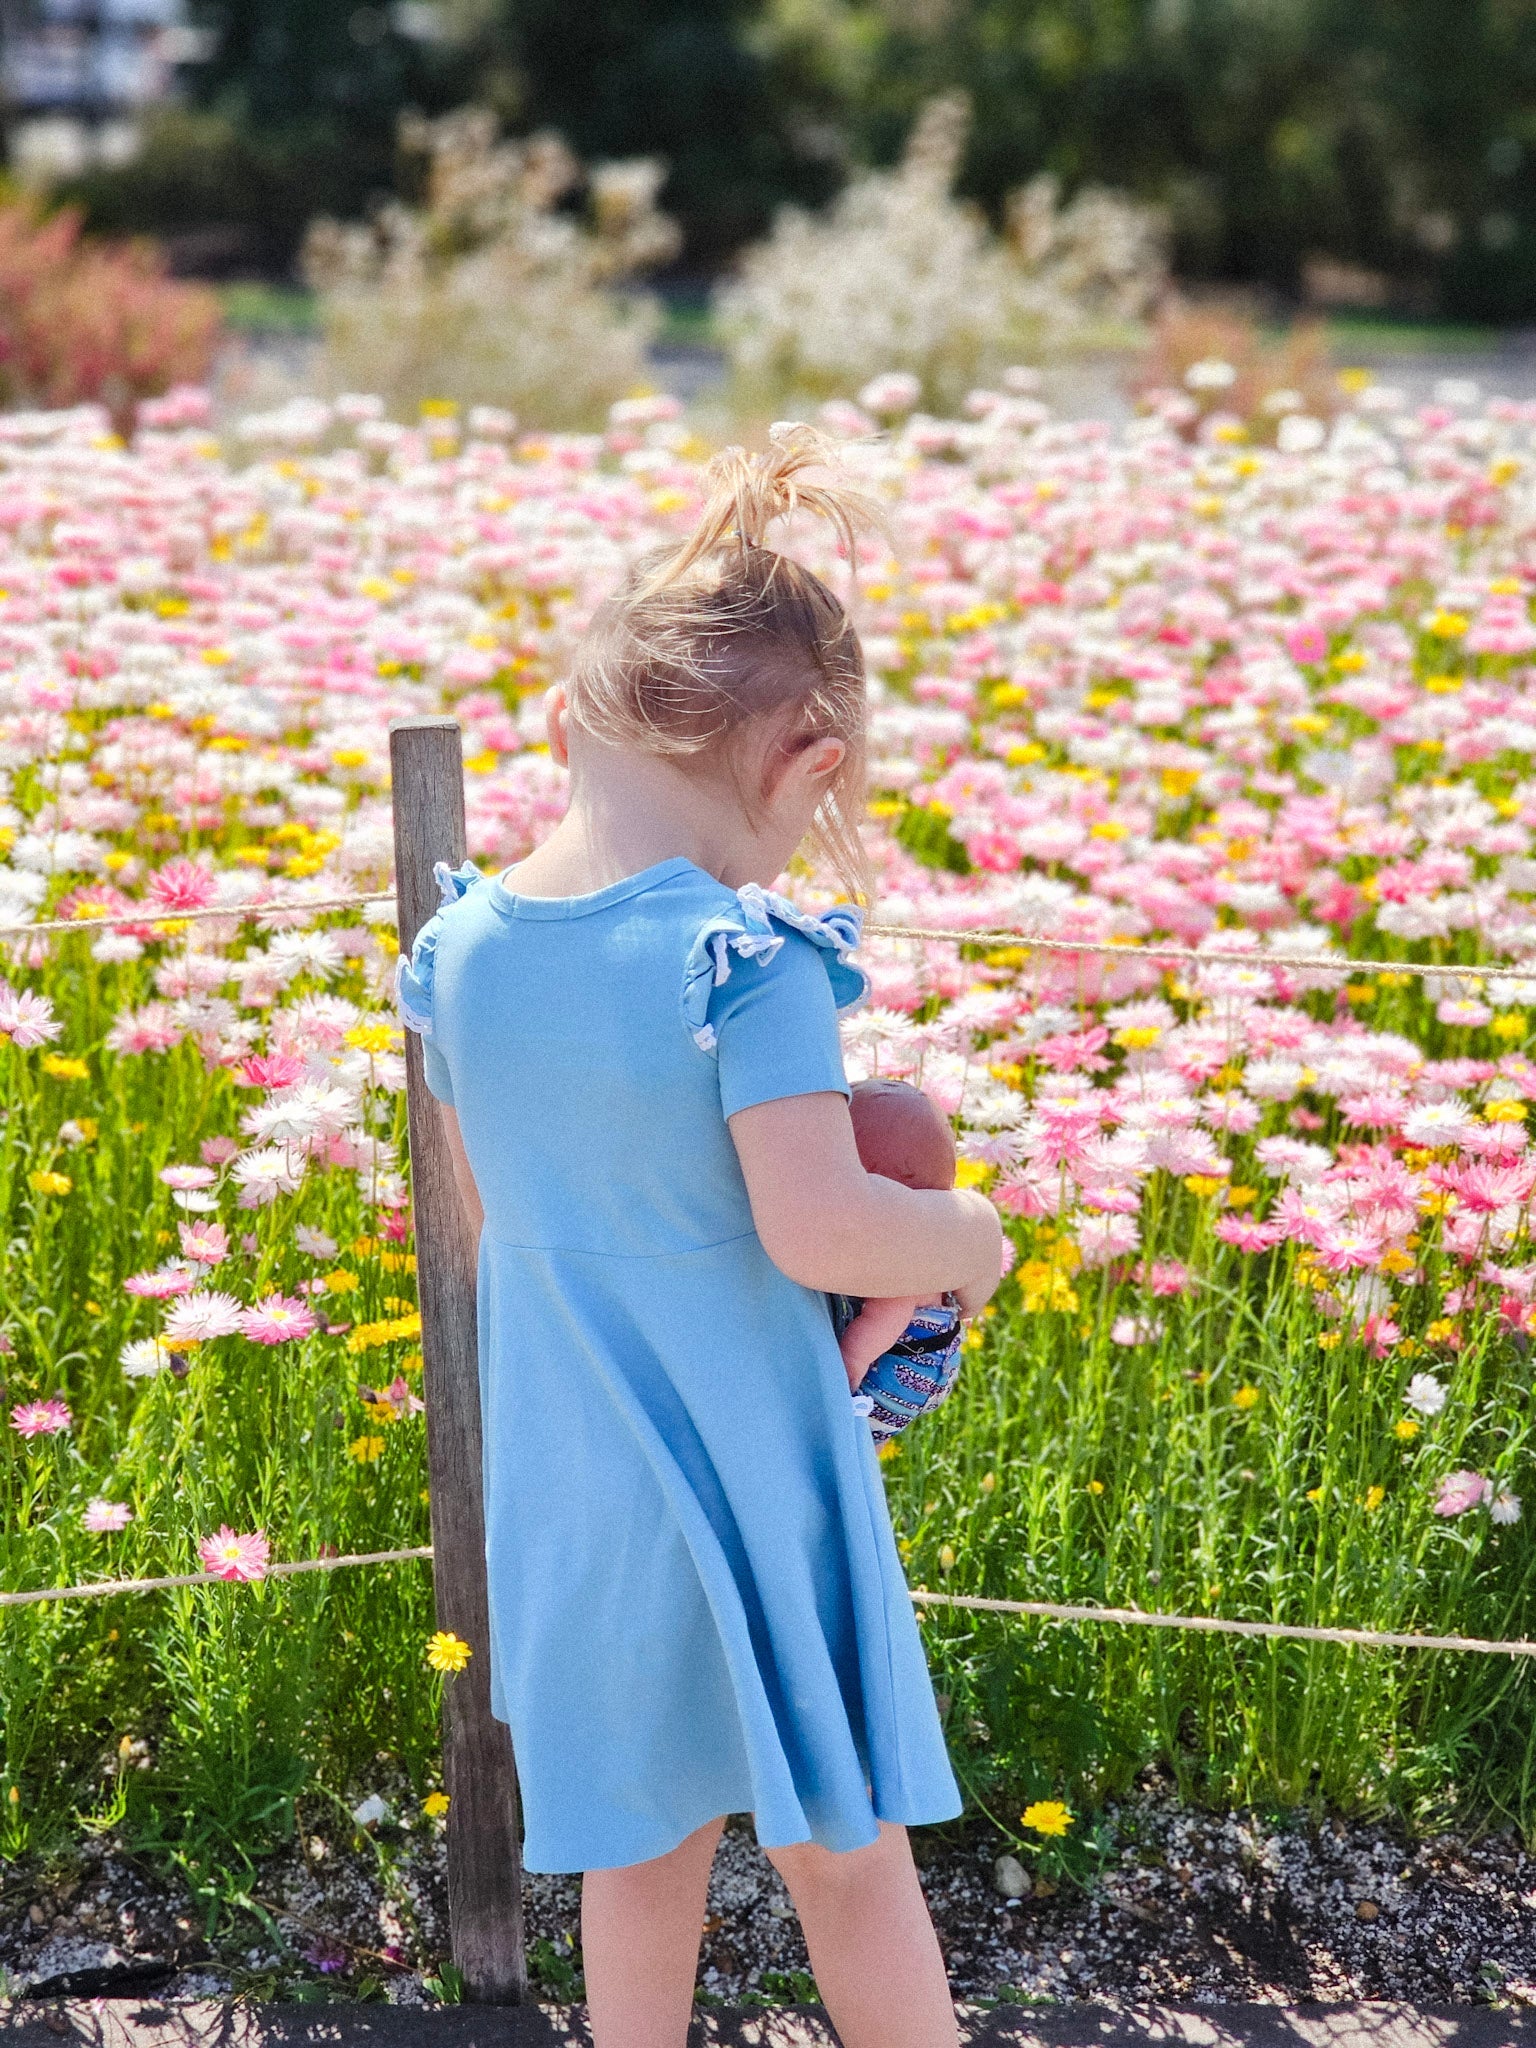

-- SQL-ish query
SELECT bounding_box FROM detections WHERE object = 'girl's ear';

[545,685,571,766]
[805,737,847,782]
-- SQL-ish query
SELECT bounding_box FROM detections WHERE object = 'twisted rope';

[3,1545,1532,1656]
[1,887,1530,988]
[0,1546,433,1608]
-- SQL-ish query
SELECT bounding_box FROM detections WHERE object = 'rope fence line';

[0,1545,434,1609]
[906,1590,1536,1658]
[0,891,396,940]
[2,885,1534,987]
[4,1543,1534,1658]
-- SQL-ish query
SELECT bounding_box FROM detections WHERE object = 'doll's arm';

[838,1295,923,1392]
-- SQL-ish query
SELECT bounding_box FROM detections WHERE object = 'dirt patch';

[2,1781,1534,2011]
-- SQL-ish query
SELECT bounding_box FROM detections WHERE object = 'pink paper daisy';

[83,1499,134,1532]
[10,1396,72,1437]
[238,1294,320,1345]
[198,1525,271,1581]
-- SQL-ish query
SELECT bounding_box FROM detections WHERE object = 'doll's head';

[848,1079,956,1192]
[562,424,879,897]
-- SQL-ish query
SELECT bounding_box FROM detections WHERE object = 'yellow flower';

[1344,984,1376,1006]
[332,748,369,769]
[1021,1800,1073,1838]
[426,1630,472,1674]
[1485,1098,1527,1121]
[422,1791,450,1818]
[1425,1318,1457,1343]
[1086,1479,1104,1495]
[324,1269,361,1294]
[1364,1486,1386,1512]
[1425,611,1469,638]
[1160,768,1200,799]
[1306,1485,1325,1505]
[938,1544,957,1573]
[1491,1014,1527,1041]
[954,1159,992,1189]
[347,1434,386,1463]
[464,750,499,774]
[41,1055,89,1081]
[877,1439,901,1463]
[1317,1331,1342,1351]
[1114,1025,1162,1050]
[346,1311,422,1354]
[1394,1417,1421,1442]
[1226,1185,1257,1209]
[1185,1174,1225,1198]
[1232,1385,1261,1410]
[29,1170,72,1195]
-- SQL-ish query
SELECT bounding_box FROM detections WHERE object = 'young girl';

[398,426,1004,2048]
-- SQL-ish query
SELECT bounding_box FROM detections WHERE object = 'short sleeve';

[714,929,851,1118]
[680,883,867,1120]
[395,860,487,1109]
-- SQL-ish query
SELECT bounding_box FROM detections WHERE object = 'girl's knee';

[765,1820,909,1894]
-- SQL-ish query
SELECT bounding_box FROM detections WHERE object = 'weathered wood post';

[390,714,526,2003]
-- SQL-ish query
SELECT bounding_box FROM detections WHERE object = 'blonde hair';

[566,423,880,898]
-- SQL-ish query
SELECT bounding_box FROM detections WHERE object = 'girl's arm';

[729,1092,1003,1310]
[440,1105,485,1248]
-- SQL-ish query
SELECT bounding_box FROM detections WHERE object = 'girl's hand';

[729,1091,1004,1303]
[838,1295,922,1390]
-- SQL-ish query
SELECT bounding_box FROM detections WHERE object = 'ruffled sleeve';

[394,860,486,1106]
[682,883,867,1119]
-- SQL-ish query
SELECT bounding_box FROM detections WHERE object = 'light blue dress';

[397,855,961,1874]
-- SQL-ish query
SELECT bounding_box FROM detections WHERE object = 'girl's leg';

[581,1813,727,2048]
[765,1820,959,2048]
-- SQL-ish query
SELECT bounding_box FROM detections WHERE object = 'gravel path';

[2,1781,1534,2013]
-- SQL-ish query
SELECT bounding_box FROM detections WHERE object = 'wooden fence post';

[390,714,526,2004]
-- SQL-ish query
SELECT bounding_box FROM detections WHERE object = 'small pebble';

[993,1855,1028,1900]
[1355,1900,1379,1922]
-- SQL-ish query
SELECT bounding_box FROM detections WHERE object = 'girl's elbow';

[753,1207,851,1291]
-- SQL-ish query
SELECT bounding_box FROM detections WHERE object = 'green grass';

[1325,314,1507,356]
[887,1210,1536,1848]
[3,937,1535,1898]
[218,284,320,336]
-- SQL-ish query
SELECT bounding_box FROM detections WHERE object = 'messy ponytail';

[566,423,880,900]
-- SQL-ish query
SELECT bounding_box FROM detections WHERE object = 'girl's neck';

[504,751,780,899]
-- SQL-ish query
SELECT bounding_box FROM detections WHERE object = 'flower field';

[4,374,1536,1888]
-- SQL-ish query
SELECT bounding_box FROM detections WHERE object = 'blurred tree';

[819,0,1536,320]
[484,0,844,263]
[42,0,1536,314]
[56,0,474,273]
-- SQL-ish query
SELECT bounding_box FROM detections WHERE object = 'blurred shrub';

[1130,299,1339,446]
[302,109,680,429]
[715,94,1166,414]
[0,202,221,424]
[57,111,400,278]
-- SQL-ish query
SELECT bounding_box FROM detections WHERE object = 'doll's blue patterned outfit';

[830,1294,965,1444]
[397,857,961,1874]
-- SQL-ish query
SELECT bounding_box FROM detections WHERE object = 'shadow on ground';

[2,2001,1534,2047]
